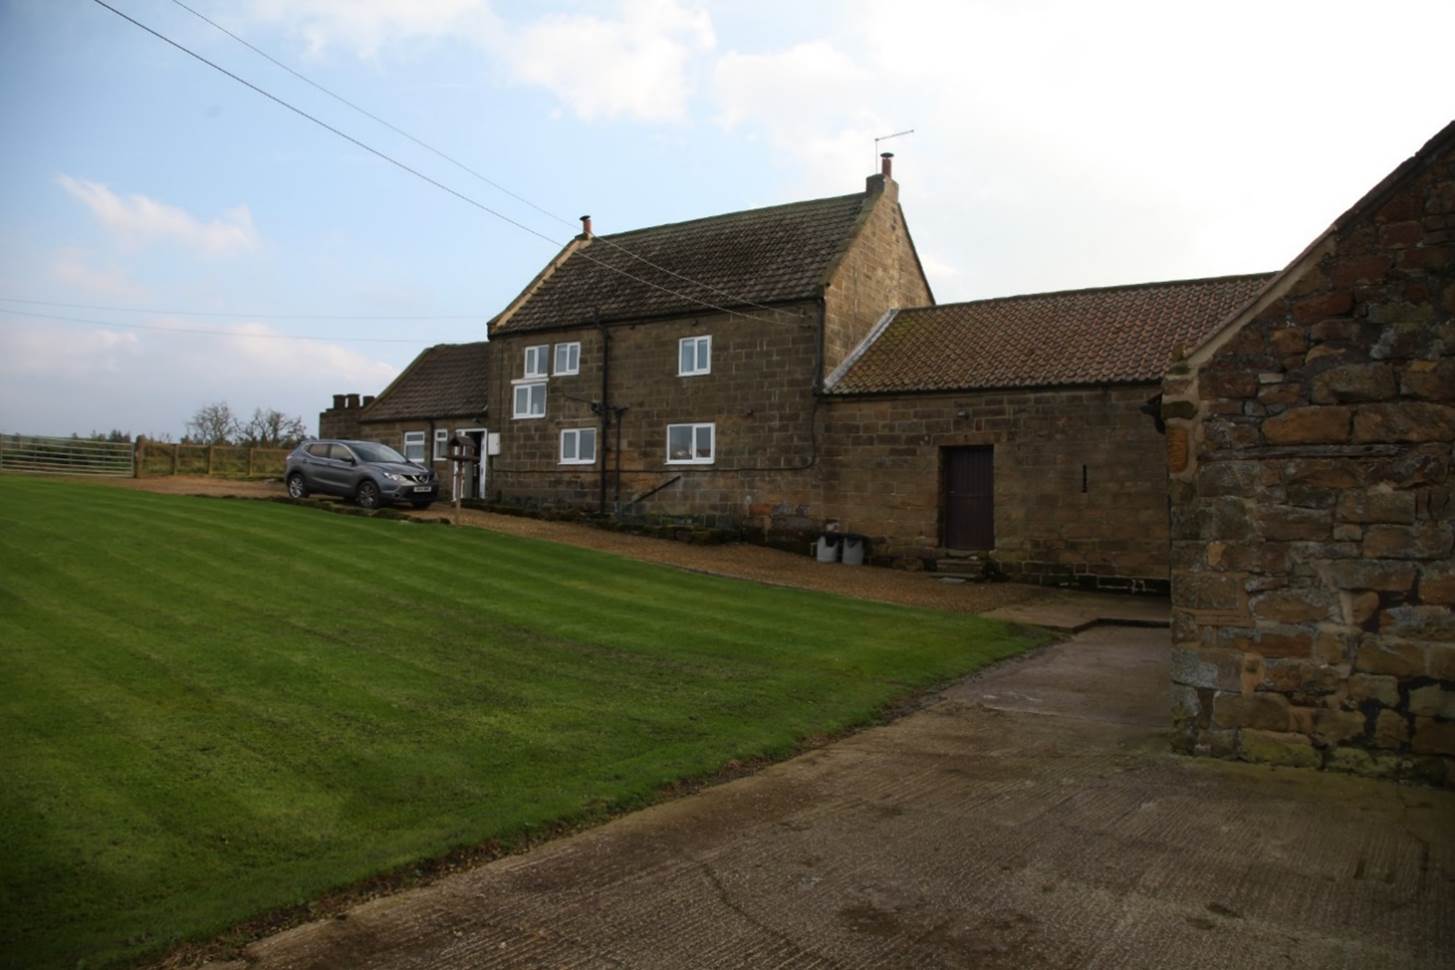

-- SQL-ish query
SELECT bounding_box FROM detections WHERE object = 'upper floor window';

[554,342,580,376]
[513,382,546,419]
[433,428,449,460]
[666,422,715,465]
[523,345,548,379]
[559,427,597,465]
[402,431,426,462]
[678,335,711,377]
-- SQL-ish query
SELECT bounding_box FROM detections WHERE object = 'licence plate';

[412,486,432,492]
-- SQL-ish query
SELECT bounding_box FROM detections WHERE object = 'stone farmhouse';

[323,122,1452,609]
[1163,119,1454,780]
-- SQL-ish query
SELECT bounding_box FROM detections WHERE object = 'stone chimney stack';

[865,152,899,200]
[580,214,593,239]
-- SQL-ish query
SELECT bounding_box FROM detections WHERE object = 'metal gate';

[0,433,134,477]
[942,445,994,550]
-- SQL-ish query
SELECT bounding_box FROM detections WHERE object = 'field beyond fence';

[1,433,289,480]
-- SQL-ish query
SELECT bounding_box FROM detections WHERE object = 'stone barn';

[813,275,1271,590]
[1163,119,1455,784]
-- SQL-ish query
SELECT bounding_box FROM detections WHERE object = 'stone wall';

[816,384,1170,588]
[1163,125,1454,784]
[485,301,823,526]
[318,393,367,439]
[821,175,934,378]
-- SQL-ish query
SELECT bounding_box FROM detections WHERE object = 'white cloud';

[714,41,868,130]
[0,315,399,437]
[243,0,714,123]
[501,0,714,122]
[48,248,149,301]
[708,0,1455,301]
[0,322,141,380]
[56,176,260,256]
[246,0,492,59]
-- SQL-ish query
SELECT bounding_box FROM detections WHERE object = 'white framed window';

[666,422,715,465]
[512,381,546,419]
[403,431,426,462]
[523,345,548,378]
[553,341,580,376]
[678,335,711,376]
[433,428,449,460]
[559,427,597,465]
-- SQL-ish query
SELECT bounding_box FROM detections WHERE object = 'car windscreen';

[348,442,408,464]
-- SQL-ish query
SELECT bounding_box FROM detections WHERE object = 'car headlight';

[382,472,404,481]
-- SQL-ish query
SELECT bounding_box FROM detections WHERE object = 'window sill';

[558,459,597,466]
[665,459,715,466]
[512,413,546,420]
[677,371,711,378]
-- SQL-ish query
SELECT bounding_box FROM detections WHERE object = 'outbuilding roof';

[826,273,1275,394]
[490,191,875,333]
[361,342,489,422]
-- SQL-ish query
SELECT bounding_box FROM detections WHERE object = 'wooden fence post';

[247,448,255,478]
[172,443,179,476]
[206,446,215,477]
[134,436,145,478]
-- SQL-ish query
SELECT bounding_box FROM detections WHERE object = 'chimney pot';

[580,214,592,238]
[332,394,346,410]
[345,393,360,409]
[880,152,894,179]
[362,395,375,406]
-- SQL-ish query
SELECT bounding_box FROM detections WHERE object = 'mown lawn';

[0,476,1045,968]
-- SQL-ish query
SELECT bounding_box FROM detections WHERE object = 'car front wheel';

[355,480,381,509]
[286,473,308,499]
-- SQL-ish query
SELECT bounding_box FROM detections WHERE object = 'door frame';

[456,427,487,499]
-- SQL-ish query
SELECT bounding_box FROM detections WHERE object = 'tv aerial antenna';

[874,129,915,168]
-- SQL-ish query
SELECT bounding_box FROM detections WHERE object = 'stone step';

[935,558,987,576]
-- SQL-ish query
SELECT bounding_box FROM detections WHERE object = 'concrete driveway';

[207,628,1454,969]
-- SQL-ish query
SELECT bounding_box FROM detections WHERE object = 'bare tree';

[185,402,240,445]
[240,408,309,448]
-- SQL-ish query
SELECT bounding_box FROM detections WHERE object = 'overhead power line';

[90,0,785,325]
[0,296,480,321]
[167,0,795,322]
[0,307,450,343]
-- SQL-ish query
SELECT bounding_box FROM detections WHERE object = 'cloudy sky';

[1,0,1451,438]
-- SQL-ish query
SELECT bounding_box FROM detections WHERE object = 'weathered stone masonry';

[813,384,1171,589]
[1163,121,1455,785]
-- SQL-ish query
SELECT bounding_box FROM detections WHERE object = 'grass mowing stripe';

[0,477,1046,969]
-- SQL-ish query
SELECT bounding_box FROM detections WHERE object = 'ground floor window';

[560,427,597,465]
[666,422,714,464]
[433,428,448,460]
[402,431,426,462]
[513,381,546,418]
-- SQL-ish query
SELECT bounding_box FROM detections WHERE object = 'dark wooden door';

[943,446,994,550]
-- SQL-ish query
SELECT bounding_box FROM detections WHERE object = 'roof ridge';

[596,190,867,241]
[902,272,1277,313]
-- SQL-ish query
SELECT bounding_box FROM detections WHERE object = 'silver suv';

[284,439,438,509]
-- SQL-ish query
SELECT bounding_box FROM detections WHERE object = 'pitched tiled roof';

[361,342,489,421]
[492,192,872,333]
[827,274,1275,394]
